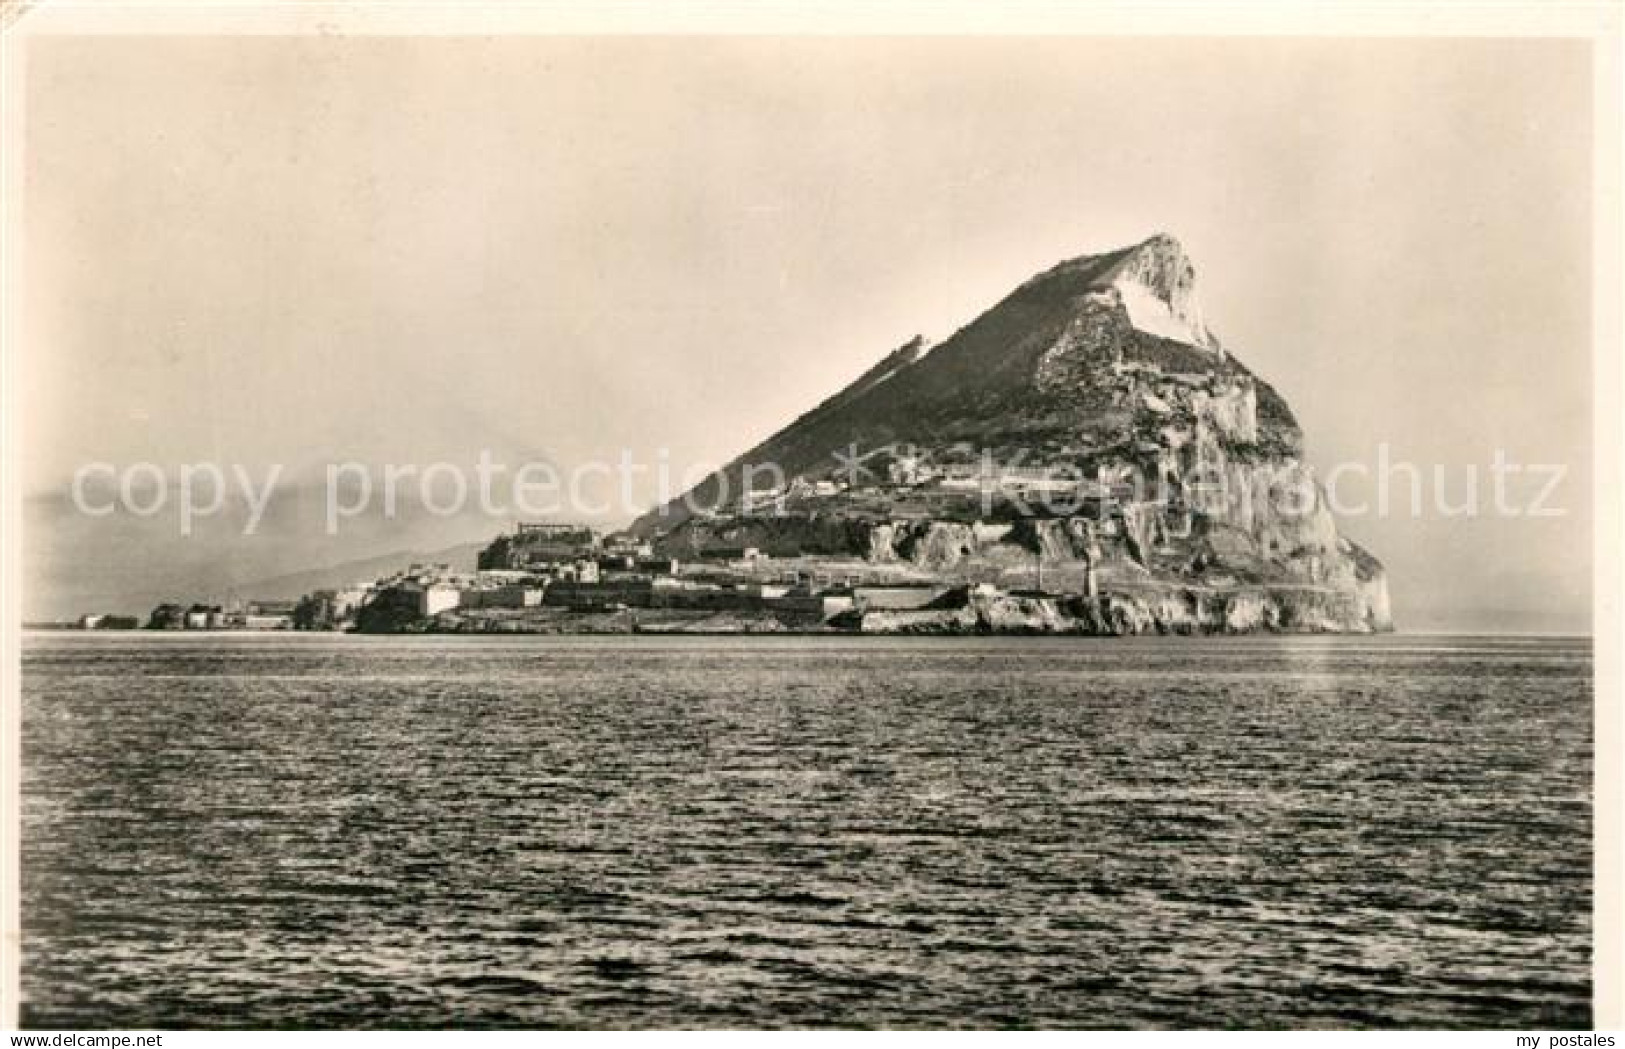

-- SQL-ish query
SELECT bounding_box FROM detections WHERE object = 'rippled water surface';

[22,633,1591,1028]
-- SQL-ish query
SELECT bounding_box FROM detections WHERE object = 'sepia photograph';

[1,1,1620,1035]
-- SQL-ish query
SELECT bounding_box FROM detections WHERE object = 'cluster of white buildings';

[145,600,298,631]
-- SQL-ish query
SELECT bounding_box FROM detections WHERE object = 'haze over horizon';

[20,36,1593,632]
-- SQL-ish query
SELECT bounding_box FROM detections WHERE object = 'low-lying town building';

[143,440,1214,636]
[145,599,295,631]
[264,520,884,631]
[293,587,371,630]
[269,447,1215,635]
[75,613,140,630]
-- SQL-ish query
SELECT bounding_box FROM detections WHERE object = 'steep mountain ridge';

[635,234,1293,529]
[630,234,1391,633]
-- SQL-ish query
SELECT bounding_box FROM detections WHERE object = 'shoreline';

[21,626,1601,642]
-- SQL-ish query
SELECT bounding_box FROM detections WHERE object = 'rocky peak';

[627,234,1388,633]
[1096,233,1219,352]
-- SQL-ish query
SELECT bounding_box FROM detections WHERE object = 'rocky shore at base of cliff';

[360,580,1388,636]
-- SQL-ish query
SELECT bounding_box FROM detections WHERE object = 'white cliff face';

[1114,280,1211,348]
[1101,234,1220,351]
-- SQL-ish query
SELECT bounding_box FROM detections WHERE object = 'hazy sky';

[21,36,1594,630]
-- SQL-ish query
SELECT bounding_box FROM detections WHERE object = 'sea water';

[20,633,1592,1028]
